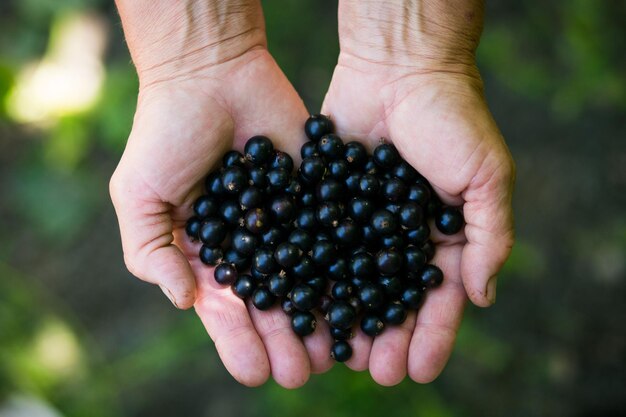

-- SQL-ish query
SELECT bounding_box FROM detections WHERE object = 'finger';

[248,304,311,388]
[110,171,197,309]
[368,310,417,386]
[407,244,466,383]
[302,311,334,374]
[344,326,373,371]
[461,151,515,306]
[192,258,270,387]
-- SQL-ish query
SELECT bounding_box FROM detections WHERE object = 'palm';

[111,50,333,387]
[322,54,514,384]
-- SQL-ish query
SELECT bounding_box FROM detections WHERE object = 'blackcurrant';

[330,327,353,341]
[244,208,270,234]
[383,302,407,325]
[435,206,464,235]
[331,340,353,362]
[401,286,423,309]
[244,135,274,166]
[304,114,334,142]
[391,161,418,183]
[267,168,291,191]
[199,245,223,265]
[370,209,398,236]
[248,166,268,188]
[193,195,218,218]
[301,141,320,158]
[295,207,317,230]
[382,177,408,202]
[377,275,403,298]
[290,284,318,311]
[268,271,293,297]
[269,195,296,224]
[350,252,376,279]
[281,298,297,315]
[318,134,344,159]
[348,197,375,224]
[205,172,225,195]
[214,263,237,286]
[405,224,430,246]
[223,248,251,271]
[328,159,349,179]
[326,301,356,330]
[261,226,288,248]
[219,200,243,226]
[291,311,317,336]
[288,228,314,251]
[407,183,431,206]
[221,166,247,194]
[360,314,385,337]
[331,281,354,300]
[317,178,345,202]
[405,245,427,272]
[290,256,316,280]
[399,202,424,229]
[333,219,362,247]
[317,201,342,227]
[300,157,326,183]
[344,141,367,169]
[239,186,263,210]
[232,274,255,299]
[376,248,403,275]
[274,242,302,268]
[358,174,380,197]
[421,239,436,261]
[359,283,385,311]
[269,151,294,172]
[419,264,444,288]
[373,143,400,168]
[199,219,227,247]
[327,257,350,281]
[311,240,336,266]
[186,216,202,239]
[252,286,276,310]
[252,247,277,275]
[222,150,246,168]
[231,228,257,256]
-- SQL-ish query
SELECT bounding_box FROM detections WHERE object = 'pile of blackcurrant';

[186,114,464,363]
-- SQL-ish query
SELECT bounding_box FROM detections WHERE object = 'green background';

[0,1,624,416]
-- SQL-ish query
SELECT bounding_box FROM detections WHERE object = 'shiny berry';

[231,228,257,256]
[214,263,237,286]
[383,302,407,325]
[371,209,398,236]
[348,197,375,224]
[405,224,430,246]
[317,178,345,202]
[301,141,320,158]
[391,161,418,183]
[291,311,317,336]
[300,189,316,207]
[274,242,302,268]
[300,157,326,183]
[267,168,291,190]
[186,216,202,239]
[382,178,408,202]
[363,157,379,175]
[359,283,385,311]
[290,284,318,311]
[405,246,427,272]
[376,249,403,275]
[306,276,327,295]
[281,298,296,315]
[232,274,255,299]
[311,240,336,266]
[345,172,362,194]
[330,327,353,341]
[268,271,293,297]
[284,179,303,197]
[319,295,333,314]
[333,219,362,247]
[261,226,288,248]
[248,166,268,188]
[344,141,367,169]
[222,150,246,168]
[205,172,225,195]
[358,174,380,197]
[380,234,405,249]
[253,248,277,274]
[269,151,294,172]
[219,200,243,226]
[328,159,349,179]
[435,206,465,235]
[244,135,274,166]
[199,219,227,247]
[199,245,223,265]
[193,195,218,218]
[401,286,424,309]
[290,256,316,280]
[252,286,276,310]
[221,166,247,194]
[331,340,353,362]
[407,183,431,206]
[360,314,385,336]
[223,248,251,271]
[331,281,354,300]
[318,134,344,159]
[288,229,314,251]
[327,301,356,330]
[317,202,342,227]
[350,252,376,279]
[305,114,334,142]
[373,143,400,168]
[377,275,403,298]
[327,257,350,281]
[295,207,317,230]
[421,239,436,261]
[239,187,263,210]
[399,202,423,229]
[244,208,270,234]
[269,195,296,224]
[419,264,444,288]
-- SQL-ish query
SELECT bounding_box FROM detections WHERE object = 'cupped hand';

[321,53,515,385]
[109,49,334,388]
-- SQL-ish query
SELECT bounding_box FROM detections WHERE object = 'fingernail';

[160,285,179,308]
[486,275,498,305]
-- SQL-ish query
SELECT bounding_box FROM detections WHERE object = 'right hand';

[109,45,334,387]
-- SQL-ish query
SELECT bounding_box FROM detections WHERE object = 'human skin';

[110,0,334,388]
[110,0,515,388]
[321,0,515,385]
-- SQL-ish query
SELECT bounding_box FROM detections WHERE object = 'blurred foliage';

[0,0,624,416]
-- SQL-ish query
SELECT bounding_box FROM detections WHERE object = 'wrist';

[116,0,266,86]
[338,0,483,76]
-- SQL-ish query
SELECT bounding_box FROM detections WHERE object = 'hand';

[321,0,515,385]
[110,2,333,388]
